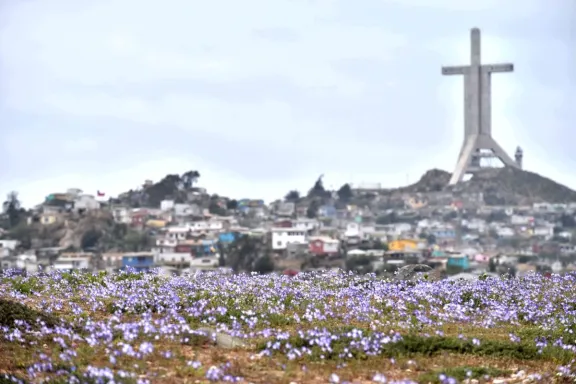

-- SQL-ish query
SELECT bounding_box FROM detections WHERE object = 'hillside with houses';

[2,168,576,279]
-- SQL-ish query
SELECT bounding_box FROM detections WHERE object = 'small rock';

[395,264,439,282]
[195,327,248,349]
[492,379,507,384]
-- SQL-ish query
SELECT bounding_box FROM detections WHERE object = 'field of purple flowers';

[1,269,576,384]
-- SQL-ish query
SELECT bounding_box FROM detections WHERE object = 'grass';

[1,269,576,383]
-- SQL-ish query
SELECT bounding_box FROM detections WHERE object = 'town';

[2,168,576,281]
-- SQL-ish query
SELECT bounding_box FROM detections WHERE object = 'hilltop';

[393,166,576,205]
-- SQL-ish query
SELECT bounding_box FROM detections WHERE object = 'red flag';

[97,190,105,197]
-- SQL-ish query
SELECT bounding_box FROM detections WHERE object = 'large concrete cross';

[442,28,519,185]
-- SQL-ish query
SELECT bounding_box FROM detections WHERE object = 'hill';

[7,210,150,252]
[464,167,576,204]
[396,167,576,204]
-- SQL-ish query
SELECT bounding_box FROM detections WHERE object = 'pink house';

[473,253,491,263]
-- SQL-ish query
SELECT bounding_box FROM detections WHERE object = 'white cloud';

[40,93,323,145]
[61,138,99,153]
[0,0,405,154]
[1,0,405,102]
[380,0,543,14]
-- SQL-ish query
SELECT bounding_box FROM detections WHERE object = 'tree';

[2,192,23,228]
[143,174,183,207]
[285,190,300,202]
[488,257,497,272]
[226,199,238,210]
[112,223,129,239]
[217,241,227,267]
[308,175,326,198]
[122,230,152,252]
[445,264,463,275]
[8,222,34,250]
[337,184,353,201]
[372,239,388,251]
[345,255,373,274]
[226,235,266,272]
[253,255,275,274]
[209,200,227,216]
[486,211,507,223]
[517,255,534,264]
[81,229,102,250]
[181,170,200,189]
[306,199,320,219]
[376,212,398,225]
[551,235,570,244]
[560,214,576,228]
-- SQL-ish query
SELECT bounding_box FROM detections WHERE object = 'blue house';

[122,253,155,272]
[432,229,456,239]
[431,250,446,258]
[447,254,470,270]
[218,231,241,244]
[318,205,336,218]
[191,239,218,257]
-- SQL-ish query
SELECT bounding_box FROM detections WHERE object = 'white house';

[74,195,100,211]
[510,215,534,226]
[206,220,223,231]
[1,253,38,273]
[66,188,83,199]
[533,225,554,238]
[112,207,131,224]
[0,240,19,251]
[496,227,515,238]
[101,253,123,270]
[160,200,175,211]
[155,252,194,265]
[559,244,576,255]
[188,256,219,272]
[462,219,487,232]
[174,204,201,217]
[293,218,319,232]
[52,253,91,271]
[165,226,189,240]
[276,202,295,217]
[156,237,178,248]
[271,228,308,250]
[381,223,413,238]
[345,222,361,237]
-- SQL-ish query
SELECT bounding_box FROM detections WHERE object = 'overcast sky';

[1,0,574,207]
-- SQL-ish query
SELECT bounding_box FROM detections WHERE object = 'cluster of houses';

[2,185,576,278]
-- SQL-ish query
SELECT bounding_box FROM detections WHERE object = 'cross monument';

[442,27,520,185]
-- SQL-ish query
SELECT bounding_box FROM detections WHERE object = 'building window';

[277,241,282,246]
